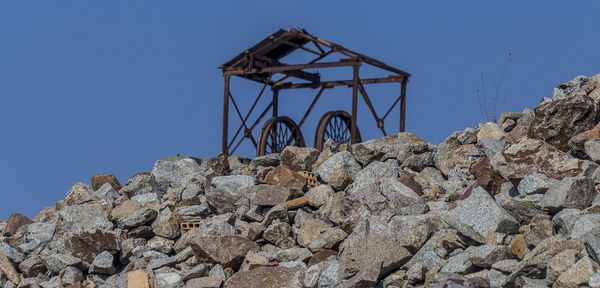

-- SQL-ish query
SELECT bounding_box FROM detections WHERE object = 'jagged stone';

[529,94,598,151]
[316,151,361,191]
[251,184,292,206]
[2,212,33,236]
[91,174,122,191]
[280,146,320,172]
[351,132,430,165]
[151,208,180,239]
[191,235,259,269]
[117,207,158,229]
[154,272,184,288]
[444,187,518,244]
[60,203,114,234]
[89,251,115,274]
[223,266,296,288]
[44,253,82,273]
[64,229,121,264]
[206,175,255,213]
[186,277,222,288]
[555,256,598,287]
[0,252,20,285]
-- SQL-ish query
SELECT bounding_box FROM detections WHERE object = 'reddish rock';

[502,138,586,180]
[505,126,529,144]
[284,196,308,209]
[470,157,491,178]
[65,182,98,206]
[91,174,122,191]
[191,235,260,270]
[460,176,495,200]
[569,121,600,157]
[263,165,307,192]
[2,212,33,236]
[308,249,338,267]
[398,174,423,196]
[528,94,598,151]
[64,230,121,263]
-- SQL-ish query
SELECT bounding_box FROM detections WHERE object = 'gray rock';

[434,148,472,177]
[121,173,158,197]
[414,167,445,191]
[249,153,280,167]
[585,139,600,162]
[39,276,62,288]
[401,151,435,172]
[316,151,361,191]
[59,266,83,285]
[251,184,292,206]
[491,259,518,273]
[318,260,339,287]
[540,175,594,212]
[517,174,555,196]
[148,256,178,270]
[181,182,202,200]
[276,247,313,263]
[60,203,113,234]
[0,243,24,263]
[388,214,436,253]
[347,161,399,194]
[440,252,474,274]
[488,269,508,288]
[152,208,180,239]
[43,254,81,273]
[306,185,334,208]
[263,220,295,249]
[570,214,600,239]
[465,245,511,268]
[351,132,430,165]
[180,263,211,281]
[338,236,411,282]
[26,221,56,242]
[174,204,211,222]
[152,158,205,196]
[173,214,236,253]
[479,137,505,159]
[206,175,255,213]
[89,251,115,275]
[147,236,175,254]
[154,272,184,288]
[445,187,518,243]
[117,207,158,229]
[589,271,600,288]
[517,108,535,127]
[131,192,159,204]
[582,227,600,264]
[554,256,599,287]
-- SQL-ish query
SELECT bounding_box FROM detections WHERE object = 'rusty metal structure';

[219,28,411,156]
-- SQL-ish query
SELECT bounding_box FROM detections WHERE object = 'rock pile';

[2,73,600,287]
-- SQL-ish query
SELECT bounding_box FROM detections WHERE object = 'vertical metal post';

[400,78,407,132]
[222,74,230,154]
[271,88,279,149]
[351,64,359,144]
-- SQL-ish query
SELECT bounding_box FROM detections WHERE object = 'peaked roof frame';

[219,28,411,155]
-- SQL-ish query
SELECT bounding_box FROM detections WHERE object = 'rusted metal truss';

[219,28,411,155]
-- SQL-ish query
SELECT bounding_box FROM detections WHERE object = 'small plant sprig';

[477,52,513,123]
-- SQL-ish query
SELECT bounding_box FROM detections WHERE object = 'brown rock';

[460,176,494,200]
[511,235,527,259]
[110,200,142,220]
[528,94,598,151]
[554,256,599,287]
[191,235,260,269]
[470,157,491,178]
[398,175,423,196]
[523,216,555,247]
[251,184,292,206]
[223,266,297,288]
[239,250,273,272]
[64,229,121,263]
[280,146,320,172]
[66,284,84,288]
[505,125,529,144]
[91,174,122,191]
[298,218,331,247]
[568,121,600,157]
[32,207,57,223]
[284,196,308,209]
[128,226,155,239]
[65,182,98,206]
[186,277,222,288]
[308,249,338,267]
[127,270,150,288]
[2,212,33,236]
[240,222,266,241]
[0,252,20,284]
[263,165,306,192]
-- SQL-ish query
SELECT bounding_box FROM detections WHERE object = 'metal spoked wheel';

[257,116,306,156]
[314,110,361,151]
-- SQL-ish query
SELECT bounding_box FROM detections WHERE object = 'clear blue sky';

[1,1,599,219]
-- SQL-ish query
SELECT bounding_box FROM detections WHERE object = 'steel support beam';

[400,78,408,132]
[351,64,359,144]
[222,75,230,154]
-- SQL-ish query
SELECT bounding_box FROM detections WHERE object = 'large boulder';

[64,229,121,264]
[351,132,431,165]
[528,94,598,151]
[500,137,594,181]
[191,235,260,269]
[444,187,518,243]
[338,236,412,284]
[205,175,255,213]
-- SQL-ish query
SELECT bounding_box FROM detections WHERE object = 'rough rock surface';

[4,74,600,287]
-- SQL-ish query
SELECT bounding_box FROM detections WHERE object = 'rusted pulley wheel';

[257,116,306,156]
[314,110,361,151]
